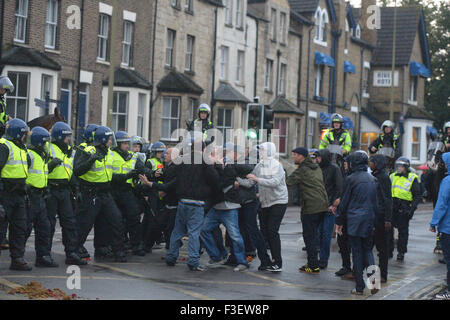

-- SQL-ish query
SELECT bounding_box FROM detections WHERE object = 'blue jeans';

[318,212,336,264]
[200,208,248,266]
[440,232,450,287]
[166,202,204,268]
[349,235,375,292]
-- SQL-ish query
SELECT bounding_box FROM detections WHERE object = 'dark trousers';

[440,232,450,287]
[0,206,7,242]
[301,212,325,269]
[337,224,352,270]
[112,189,143,248]
[238,203,256,254]
[259,204,287,267]
[238,200,271,265]
[142,194,166,248]
[46,186,78,255]
[349,235,375,292]
[93,213,110,250]
[26,192,51,257]
[0,191,27,259]
[77,191,124,254]
[373,221,390,280]
[391,207,410,254]
[164,207,177,249]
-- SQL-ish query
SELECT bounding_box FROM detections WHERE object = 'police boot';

[10,258,32,271]
[397,253,404,261]
[94,246,114,260]
[114,251,128,263]
[65,252,88,266]
[132,243,146,257]
[36,255,59,268]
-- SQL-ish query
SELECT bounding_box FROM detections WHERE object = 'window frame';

[122,20,134,67]
[270,8,277,41]
[236,0,243,29]
[5,71,29,121]
[314,65,324,97]
[97,13,110,61]
[307,117,316,149]
[279,63,287,95]
[409,76,418,104]
[216,107,233,144]
[112,91,129,132]
[14,0,29,43]
[274,118,288,155]
[185,35,195,72]
[224,0,232,26]
[219,46,229,81]
[137,93,146,138]
[165,29,176,68]
[279,12,287,44]
[411,127,421,160]
[236,50,245,84]
[265,59,273,91]
[161,96,181,141]
[360,132,378,153]
[185,0,193,12]
[45,0,59,49]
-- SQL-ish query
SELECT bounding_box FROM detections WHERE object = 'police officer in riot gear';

[0,119,31,270]
[319,113,352,155]
[25,126,58,267]
[74,126,127,262]
[389,157,421,261]
[111,131,147,256]
[0,76,13,137]
[47,122,86,265]
[443,121,450,151]
[369,120,401,157]
[187,103,214,144]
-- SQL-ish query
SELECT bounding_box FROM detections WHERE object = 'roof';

[351,36,375,50]
[157,70,203,95]
[290,10,314,26]
[373,6,430,68]
[270,96,304,115]
[214,82,251,103]
[363,105,434,125]
[200,0,223,7]
[103,68,152,90]
[0,46,61,71]
[247,6,269,22]
[289,0,337,24]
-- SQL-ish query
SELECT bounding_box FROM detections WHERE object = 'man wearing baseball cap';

[286,147,329,274]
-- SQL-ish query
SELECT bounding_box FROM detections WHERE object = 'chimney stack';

[361,0,378,46]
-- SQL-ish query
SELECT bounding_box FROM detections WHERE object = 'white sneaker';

[435,291,450,300]
[233,264,249,272]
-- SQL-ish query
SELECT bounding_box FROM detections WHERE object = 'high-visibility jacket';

[47,143,73,181]
[0,138,28,179]
[112,150,137,185]
[377,133,399,150]
[26,149,48,189]
[390,172,418,202]
[0,98,9,125]
[147,157,164,199]
[79,146,114,183]
[319,129,352,153]
[193,119,213,141]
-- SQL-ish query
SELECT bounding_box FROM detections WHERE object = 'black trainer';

[35,255,59,268]
[319,261,328,269]
[188,265,206,272]
[268,264,283,272]
[114,252,128,263]
[77,246,90,259]
[335,267,352,277]
[397,253,404,261]
[10,258,32,271]
[66,253,88,265]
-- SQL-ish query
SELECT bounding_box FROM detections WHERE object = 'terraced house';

[0,0,434,166]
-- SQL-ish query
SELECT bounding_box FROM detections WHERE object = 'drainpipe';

[275,50,281,96]
[253,19,259,99]
[74,0,85,141]
[296,34,303,110]
[330,30,341,114]
[401,65,405,115]
[0,0,4,74]
[148,0,158,142]
[304,26,314,146]
[210,7,218,119]
[357,47,365,147]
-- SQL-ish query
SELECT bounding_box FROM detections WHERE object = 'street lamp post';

[389,0,397,122]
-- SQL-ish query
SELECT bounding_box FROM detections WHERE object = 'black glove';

[90,152,105,162]
[408,208,415,220]
[48,158,63,170]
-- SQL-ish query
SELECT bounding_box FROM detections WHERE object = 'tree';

[378,0,450,132]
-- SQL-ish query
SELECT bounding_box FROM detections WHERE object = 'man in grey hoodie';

[247,142,288,272]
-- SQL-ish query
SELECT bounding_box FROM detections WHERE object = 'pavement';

[0,202,447,300]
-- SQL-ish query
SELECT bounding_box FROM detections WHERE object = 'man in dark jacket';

[316,149,343,269]
[159,140,219,271]
[140,148,178,250]
[336,151,379,295]
[286,147,328,274]
[369,154,392,283]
